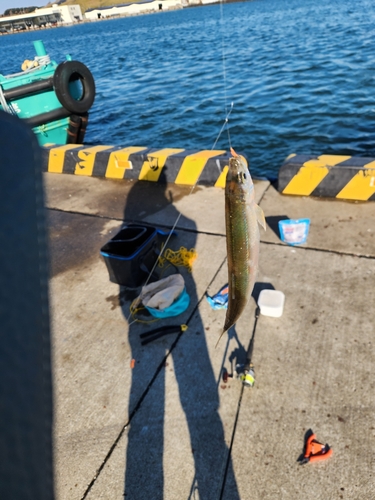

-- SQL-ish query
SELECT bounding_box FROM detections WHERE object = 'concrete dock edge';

[278,153,375,201]
[41,144,233,187]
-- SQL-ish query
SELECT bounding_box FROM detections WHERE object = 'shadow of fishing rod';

[186,324,244,500]
[186,305,246,500]
[217,306,261,500]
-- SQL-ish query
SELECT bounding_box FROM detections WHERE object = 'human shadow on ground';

[119,169,241,500]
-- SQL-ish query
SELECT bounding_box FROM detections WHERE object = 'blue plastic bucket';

[145,288,190,318]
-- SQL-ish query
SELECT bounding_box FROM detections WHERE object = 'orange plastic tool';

[301,433,332,464]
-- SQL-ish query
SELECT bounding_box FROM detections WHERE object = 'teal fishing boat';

[0,40,95,146]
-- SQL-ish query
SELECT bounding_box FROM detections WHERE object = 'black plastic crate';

[100,225,158,288]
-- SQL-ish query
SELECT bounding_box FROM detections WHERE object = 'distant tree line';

[3,7,40,17]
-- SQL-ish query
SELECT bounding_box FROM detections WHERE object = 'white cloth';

[137,274,185,311]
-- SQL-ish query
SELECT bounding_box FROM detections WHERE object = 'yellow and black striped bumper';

[278,154,375,201]
[41,144,232,188]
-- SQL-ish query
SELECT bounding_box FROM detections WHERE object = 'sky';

[0,1,46,16]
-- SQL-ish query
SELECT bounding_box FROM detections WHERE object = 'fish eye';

[237,172,246,183]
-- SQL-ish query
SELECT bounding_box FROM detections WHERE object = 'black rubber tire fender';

[53,60,95,114]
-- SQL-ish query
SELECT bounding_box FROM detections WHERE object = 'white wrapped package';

[139,274,185,311]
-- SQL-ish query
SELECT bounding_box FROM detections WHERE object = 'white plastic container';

[258,289,285,317]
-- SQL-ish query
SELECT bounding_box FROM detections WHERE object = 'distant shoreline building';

[84,0,184,20]
[0,0,221,33]
[0,4,82,33]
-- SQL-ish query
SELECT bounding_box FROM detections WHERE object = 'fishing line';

[126,105,234,325]
[219,0,228,105]
[127,0,234,324]
[211,101,234,151]
[219,0,233,150]
[212,0,234,153]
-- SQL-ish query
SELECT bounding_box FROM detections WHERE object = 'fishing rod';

[222,305,260,387]
[218,306,261,499]
[240,305,260,387]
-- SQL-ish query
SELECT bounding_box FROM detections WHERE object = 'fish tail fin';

[215,328,227,348]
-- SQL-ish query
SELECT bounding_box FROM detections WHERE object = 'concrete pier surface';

[44,172,375,500]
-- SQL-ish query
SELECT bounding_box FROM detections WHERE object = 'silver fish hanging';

[216,149,266,347]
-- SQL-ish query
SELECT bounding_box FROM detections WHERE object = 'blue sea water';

[2,0,375,179]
